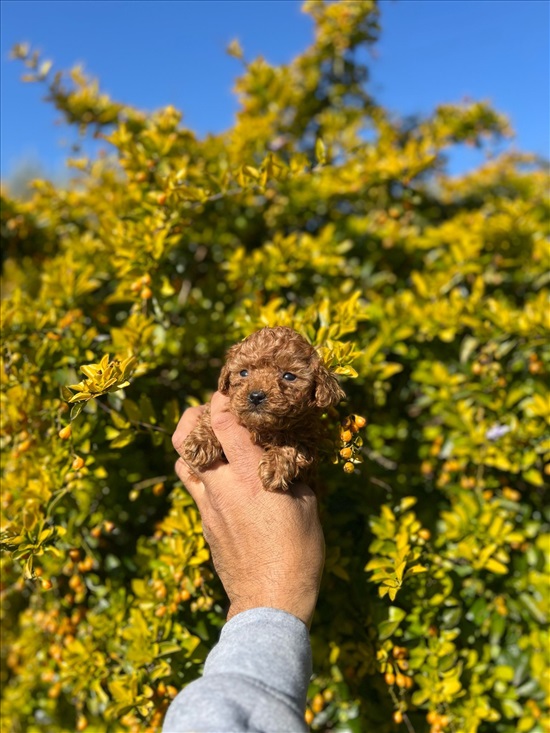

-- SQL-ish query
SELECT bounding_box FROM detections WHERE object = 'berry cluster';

[338,414,366,473]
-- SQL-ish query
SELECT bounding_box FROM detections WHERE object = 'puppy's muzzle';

[248,390,267,406]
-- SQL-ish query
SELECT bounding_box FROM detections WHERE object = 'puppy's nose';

[248,390,266,406]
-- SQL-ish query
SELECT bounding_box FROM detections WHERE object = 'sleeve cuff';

[203,607,312,708]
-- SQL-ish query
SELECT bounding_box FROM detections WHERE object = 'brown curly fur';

[181,327,345,491]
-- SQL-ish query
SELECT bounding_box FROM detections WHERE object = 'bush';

[1,2,548,731]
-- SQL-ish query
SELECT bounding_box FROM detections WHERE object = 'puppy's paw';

[258,448,300,492]
[182,433,223,472]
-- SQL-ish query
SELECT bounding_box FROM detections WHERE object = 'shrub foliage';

[1,2,549,732]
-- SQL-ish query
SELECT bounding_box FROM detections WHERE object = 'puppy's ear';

[314,363,346,408]
[217,343,240,394]
[218,363,231,394]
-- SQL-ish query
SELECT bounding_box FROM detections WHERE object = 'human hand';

[172,392,325,628]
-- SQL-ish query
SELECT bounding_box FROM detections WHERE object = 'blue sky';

[1,0,548,179]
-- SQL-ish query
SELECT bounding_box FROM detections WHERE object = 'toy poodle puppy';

[181,326,345,491]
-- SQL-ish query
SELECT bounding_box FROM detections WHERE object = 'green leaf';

[110,429,135,449]
[70,403,83,421]
[60,385,74,402]
[377,606,407,640]
[111,411,130,430]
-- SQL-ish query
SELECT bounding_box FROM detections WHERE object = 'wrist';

[227,591,318,628]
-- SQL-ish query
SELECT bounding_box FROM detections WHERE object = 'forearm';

[162,608,312,733]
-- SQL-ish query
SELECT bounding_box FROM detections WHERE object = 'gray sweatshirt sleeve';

[162,607,312,733]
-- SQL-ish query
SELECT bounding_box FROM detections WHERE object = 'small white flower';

[485,424,511,441]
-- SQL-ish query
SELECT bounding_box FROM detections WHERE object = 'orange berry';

[130,280,141,293]
[157,193,167,205]
[69,549,81,561]
[58,425,72,440]
[340,447,353,459]
[180,589,191,602]
[395,672,412,688]
[353,415,367,428]
[90,526,101,539]
[393,710,404,724]
[72,456,85,470]
[392,646,408,659]
[140,286,153,300]
[304,708,314,725]
[155,585,167,600]
[103,520,115,533]
[76,716,88,731]
[322,688,334,702]
[440,469,452,483]
[421,460,433,476]
[341,429,352,443]
[384,671,396,685]
[343,461,355,474]
[69,575,82,591]
[312,693,324,713]
[418,529,431,541]
[78,557,94,573]
[444,460,460,472]
[152,482,165,496]
[166,685,178,699]
[141,273,152,285]
[41,579,53,591]
[48,682,62,699]
[49,643,63,661]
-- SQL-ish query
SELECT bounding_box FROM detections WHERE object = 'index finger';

[210,391,264,468]
[172,405,206,456]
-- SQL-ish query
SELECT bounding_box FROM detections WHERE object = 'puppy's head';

[218,327,345,432]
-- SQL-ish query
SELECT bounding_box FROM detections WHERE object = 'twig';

[97,399,170,434]
[368,476,394,492]
[132,475,169,491]
[362,447,398,470]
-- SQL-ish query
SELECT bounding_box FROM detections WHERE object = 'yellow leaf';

[315,138,326,165]
[485,558,508,574]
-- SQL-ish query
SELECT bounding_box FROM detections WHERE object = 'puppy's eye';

[239,369,249,377]
[282,372,297,382]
